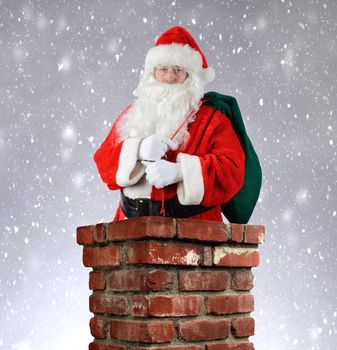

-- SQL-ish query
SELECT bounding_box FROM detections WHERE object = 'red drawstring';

[160,188,166,216]
[169,99,206,141]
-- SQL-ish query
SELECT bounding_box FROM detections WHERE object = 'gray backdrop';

[1,0,337,349]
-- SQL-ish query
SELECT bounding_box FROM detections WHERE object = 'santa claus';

[94,26,248,222]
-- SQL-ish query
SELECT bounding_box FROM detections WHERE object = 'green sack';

[203,92,262,224]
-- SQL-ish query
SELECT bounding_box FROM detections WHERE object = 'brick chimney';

[77,216,265,350]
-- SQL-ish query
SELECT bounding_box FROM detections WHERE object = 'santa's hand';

[142,159,183,189]
[138,135,178,161]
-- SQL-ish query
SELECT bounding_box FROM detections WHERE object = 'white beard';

[117,74,204,148]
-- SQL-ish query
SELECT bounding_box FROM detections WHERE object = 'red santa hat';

[143,26,215,83]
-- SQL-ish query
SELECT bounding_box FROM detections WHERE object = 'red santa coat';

[94,103,245,222]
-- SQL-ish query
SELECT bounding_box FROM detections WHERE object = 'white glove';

[138,134,178,161]
[142,159,183,189]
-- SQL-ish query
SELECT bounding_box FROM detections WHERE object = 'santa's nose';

[165,69,176,83]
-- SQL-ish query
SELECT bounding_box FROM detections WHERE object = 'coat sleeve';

[93,107,146,190]
[176,111,245,206]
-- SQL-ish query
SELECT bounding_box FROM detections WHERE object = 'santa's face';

[117,69,204,147]
[154,65,188,84]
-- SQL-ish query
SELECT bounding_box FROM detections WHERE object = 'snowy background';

[1,0,337,349]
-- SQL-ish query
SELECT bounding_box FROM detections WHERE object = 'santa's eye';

[155,65,187,76]
[156,66,168,72]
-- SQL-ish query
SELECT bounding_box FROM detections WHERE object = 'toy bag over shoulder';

[203,91,262,224]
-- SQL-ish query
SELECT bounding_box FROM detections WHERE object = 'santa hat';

[143,26,215,84]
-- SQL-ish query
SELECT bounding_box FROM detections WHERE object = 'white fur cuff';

[116,138,145,187]
[176,153,204,205]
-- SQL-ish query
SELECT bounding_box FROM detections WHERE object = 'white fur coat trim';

[116,137,145,187]
[123,175,152,199]
[176,153,204,205]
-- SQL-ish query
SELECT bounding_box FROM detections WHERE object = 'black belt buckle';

[135,198,153,216]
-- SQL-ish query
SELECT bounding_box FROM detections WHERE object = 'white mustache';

[138,78,196,106]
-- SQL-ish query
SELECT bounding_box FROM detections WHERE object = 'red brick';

[244,225,265,244]
[95,223,106,243]
[83,247,119,267]
[132,347,201,350]
[132,296,149,317]
[179,319,229,341]
[151,295,202,317]
[207,294,254,315]
[206,343,254,350]
[89,343,126,350]
[109,269,174,292]
[231,317,255,337]
[213,247,259,267]
[89,317,107,339]
[177,219,229,242]
[231,270,254,291]
[89,271,106,290]
[145,270,175,290]
[89,295,128,315]
[127,241,201,266]
[76,225,94,245]
[110,320,174,343]
[134,295,203,317]
[203,247,213,266]
[231,224,243,242]
[108,216,174,241]
[179,271,229,291]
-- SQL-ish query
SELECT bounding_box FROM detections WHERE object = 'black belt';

[120,192,214,218]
